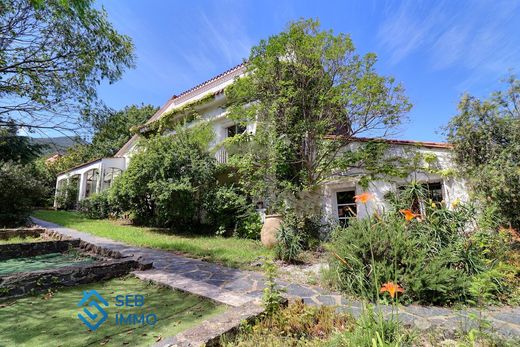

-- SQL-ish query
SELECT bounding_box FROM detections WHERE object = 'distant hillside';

[30,136,86,155]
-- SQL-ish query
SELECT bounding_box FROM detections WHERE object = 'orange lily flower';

[354,192,373,204]
[399,209,420,221]
[380,282,404,298]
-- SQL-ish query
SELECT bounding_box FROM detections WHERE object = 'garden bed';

[0,276,227,347]
[0,230,151,299]
[0,251,95,276]
[0,227,46,245]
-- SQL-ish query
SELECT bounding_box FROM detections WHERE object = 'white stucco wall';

[322,145,469,224]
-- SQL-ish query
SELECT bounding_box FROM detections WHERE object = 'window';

[425,182,443,205]
[398,181,444,214]
[336,190,357,226]
[85,169,99,198]
[102,167,122,190]
[226,124,246,138]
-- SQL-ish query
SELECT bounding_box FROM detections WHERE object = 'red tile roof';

[171,62,246,104]
[324,135,452,149]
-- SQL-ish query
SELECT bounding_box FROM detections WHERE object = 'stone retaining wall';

[0,259,151,299]
[0,228,45,240]
[154,301,266,347]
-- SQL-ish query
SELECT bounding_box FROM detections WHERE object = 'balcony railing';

[215,147,228,164]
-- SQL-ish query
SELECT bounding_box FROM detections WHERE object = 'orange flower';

[354,192,373,204]
[399,209,420,221]
[499,226,520,242]
[380,282,404,298]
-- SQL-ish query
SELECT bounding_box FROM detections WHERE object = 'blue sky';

[96,0,520,142]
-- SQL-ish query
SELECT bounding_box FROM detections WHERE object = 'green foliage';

[225,300,354,347]
[88,104,158,158]
[23,104,158,207]
[0,123,43,164]
[203,185,261,238]
[0,161,45,227]
[54,178,79,210]
[226,19,411,215]
[111,124,218,229]
[327,184,520,306]
[446,74,520,229]
[140,93,215,135]
[275,216,304,263]
[234,212,263,239]
[78,191,113,219]
[262,259,285,316]
[51,104,158,174]
[328,306,415,347]
[0,0,135,133]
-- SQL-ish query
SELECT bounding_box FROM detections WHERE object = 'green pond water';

[0,251,95,276]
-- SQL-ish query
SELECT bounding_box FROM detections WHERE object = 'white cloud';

[377,0,520,82]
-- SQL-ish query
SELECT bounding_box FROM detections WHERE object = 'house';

[54,63,468,222]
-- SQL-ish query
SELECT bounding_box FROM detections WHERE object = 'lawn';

[33,210,273,269]
[0,235,43,244]
[0,276,226,346]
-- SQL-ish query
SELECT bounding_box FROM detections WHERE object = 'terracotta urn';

[261,214,283,248]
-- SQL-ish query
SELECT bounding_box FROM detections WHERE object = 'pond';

[0,276,227,346]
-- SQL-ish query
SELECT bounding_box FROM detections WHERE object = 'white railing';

[215,147,228,164]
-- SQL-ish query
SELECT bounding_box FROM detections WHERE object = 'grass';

[0,276,226,347]
[33,210,273,269]
[0,235,43,244]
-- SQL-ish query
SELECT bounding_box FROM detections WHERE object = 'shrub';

[327,184,520,306]
[0,162,45,227]
[226,300,354,347]
[328,306,416,347]
[328,215,468,305]
[110,126,218,230]
[203,185,261,238]
[446,75,520,230]
[261,259,285,316]
[275,218,303,263]
[54,179,79,210]
[78,191,113,219]
[234,212,262,239]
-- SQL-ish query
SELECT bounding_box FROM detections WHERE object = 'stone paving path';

[32,218,520,338]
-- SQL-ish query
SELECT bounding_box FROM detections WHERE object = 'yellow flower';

[451,198,461,209]
[380,282,405,299]
[354,192,374,204]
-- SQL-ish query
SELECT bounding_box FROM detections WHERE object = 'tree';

[0,0,135,135]
[89,104,158,158]
[446,75,520,229]
[49,104,157,173]
[0,162,46,226]
[0,122,43,163]
[32,104,157,205]
[226,19,411,212]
